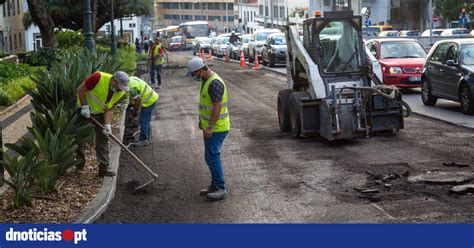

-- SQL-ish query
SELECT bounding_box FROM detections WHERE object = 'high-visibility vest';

[153,45,164,65]
[129,76,159,108]
[77,71,126,114]
[198,73,230,132]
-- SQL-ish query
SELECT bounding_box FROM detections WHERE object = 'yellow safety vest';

[77,71,126,114]
[198,73,230,132]
[153,45,164,65]
[129,76,159,108]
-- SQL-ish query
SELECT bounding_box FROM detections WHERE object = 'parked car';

[421,29,445,37]
[240,34,252,59]
[440,28,470,37]
[363,25,394,36]
[168,36,183,51]
[210,37,218,55]
[421,39,474,114]
[379,31,399,37]
[366,38,427,88]
[248,29,282,63]
[398,30,420,37]
[214,36,230,58]
[262,33,287,67]
[193,37,212,55]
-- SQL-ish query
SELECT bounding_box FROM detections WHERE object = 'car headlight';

[389,66,403,74]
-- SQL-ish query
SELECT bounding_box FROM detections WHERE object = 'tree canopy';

[434,0,474,22]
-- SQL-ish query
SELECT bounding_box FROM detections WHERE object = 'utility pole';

[270,0,274,28]
[110,0,117,55]
[225,1,228,31]
[83,0,95,51]
[429,0,433,45]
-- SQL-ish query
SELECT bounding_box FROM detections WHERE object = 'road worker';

[185,58,230,201]
[76,71,130,177]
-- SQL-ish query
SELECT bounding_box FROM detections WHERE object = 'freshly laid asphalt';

[92,52,474,223]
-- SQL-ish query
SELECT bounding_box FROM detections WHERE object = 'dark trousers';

[150,64,162,86]
[76,114,110,168]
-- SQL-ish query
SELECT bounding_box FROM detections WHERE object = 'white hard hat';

[185,58,205,77]
[113,71,130,91]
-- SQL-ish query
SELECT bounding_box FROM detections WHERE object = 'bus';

[179,21,210,49]
[160,25,180,49]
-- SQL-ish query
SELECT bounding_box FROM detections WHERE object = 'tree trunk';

[27,0,57,48]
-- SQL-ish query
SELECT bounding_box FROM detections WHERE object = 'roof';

[366,38,419,43]
[432,39,474,46]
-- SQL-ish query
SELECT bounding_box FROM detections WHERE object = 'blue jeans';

[204,131,228,189]
[150,64,162,86]
[139,102,156,141]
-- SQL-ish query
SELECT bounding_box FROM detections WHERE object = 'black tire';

[421,77,437,106]
[278,89,293,132]
[289,92,309,137]
[459,83,474,115]
[262,54,268,66]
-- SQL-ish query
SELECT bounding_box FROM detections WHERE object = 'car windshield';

[380,41,426,59]
[461,44,474,65]
[172,37,181,43]
[403,31,420,36]
[273,36,286,45]
[453,29,469,34]
[319,21,361,73]
[433,30,443,35]
[256,32,274,41]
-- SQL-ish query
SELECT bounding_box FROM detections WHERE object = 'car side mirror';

[446,60,457,66]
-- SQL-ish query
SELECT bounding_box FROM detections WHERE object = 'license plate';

[408,76,421,82]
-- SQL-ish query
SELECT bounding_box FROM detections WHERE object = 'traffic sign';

[364,19,372,27]
[432,15,439,23]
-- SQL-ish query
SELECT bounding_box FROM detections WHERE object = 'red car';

[366,38,427,88]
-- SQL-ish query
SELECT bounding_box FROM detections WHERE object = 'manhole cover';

[408,171,474,184]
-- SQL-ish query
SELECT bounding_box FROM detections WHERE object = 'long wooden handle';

[90,117,158,178]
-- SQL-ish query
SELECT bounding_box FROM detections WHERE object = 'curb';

[73,109,127,223]
[0,95,31,120]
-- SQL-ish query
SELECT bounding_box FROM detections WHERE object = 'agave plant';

[0,152,55,208]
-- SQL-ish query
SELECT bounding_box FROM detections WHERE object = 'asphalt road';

[97,52,474,223]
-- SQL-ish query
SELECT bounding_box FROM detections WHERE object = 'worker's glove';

[102,124,112,136]
[80,105,91,119]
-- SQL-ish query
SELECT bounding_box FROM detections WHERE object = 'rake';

[90,117,158,191]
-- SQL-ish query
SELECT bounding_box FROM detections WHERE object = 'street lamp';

[110,0,117,55]
[83,0,95,52]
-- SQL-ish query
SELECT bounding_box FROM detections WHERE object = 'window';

[129,23,136,28]
[164,14,172,20]
[12,0,14,15]
[8,34,12,52]
[7,0,10,16]
[171,3,178,9]
[259,4,263,16]
[226,16,234,22]
[14,33,16,49]
[17,0,19,15]
[280,6,285,19]
[18,32,21,47]
[228,3,233,9]
[194,3,200,9]
[2,4,5,17]
[182,3,192,9]
[324,0,331,6]
[274,6,278,19]
[208,16,221,21]
[430,43,449,63]
[445,44,458,64]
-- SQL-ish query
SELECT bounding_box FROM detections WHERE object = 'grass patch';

[0,76,36,107]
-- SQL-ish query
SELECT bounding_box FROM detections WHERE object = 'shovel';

[90,117,158,191]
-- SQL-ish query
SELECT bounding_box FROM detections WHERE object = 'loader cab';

[303,11,366,78]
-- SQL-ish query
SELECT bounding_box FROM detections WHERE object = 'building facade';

[0,0,26,53]
[235,0,259,34]
[154,0,235,32]
[97,16,143,44]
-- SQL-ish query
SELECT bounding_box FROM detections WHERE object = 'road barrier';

[252,53,260,70]
[240,51,246,68]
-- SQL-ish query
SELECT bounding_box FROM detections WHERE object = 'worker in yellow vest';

[128,76,159,147]
[185,58,230,201]
[151,38,166,89]
[76,71,130,177]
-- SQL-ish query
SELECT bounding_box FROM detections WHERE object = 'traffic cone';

[240,50,246,68]
[252,53,260,70]
[225,47,230,63]
[208,50,213,60]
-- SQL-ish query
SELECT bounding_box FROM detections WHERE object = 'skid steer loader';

[278,11,404,141]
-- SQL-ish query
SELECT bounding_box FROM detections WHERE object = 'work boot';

[98,164,116,177]
[206,188,228,201]
[132,140,150,147]
[200,185,218,196]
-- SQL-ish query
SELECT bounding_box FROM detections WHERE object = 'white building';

[98,16,142,44]
[235,0,259,34]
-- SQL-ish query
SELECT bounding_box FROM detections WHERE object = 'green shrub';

[57,30,84,49]
[136,52,148,62]
[0,76,36,105]
[0,152,54,208]
[26,48,66,68]
[117,48,137,73]
[0,88,13,106]
[0,62,37,83]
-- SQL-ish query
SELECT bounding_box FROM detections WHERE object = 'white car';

[214,36,230,58]
[420,29,445,37]
[379,31,399,37]
[440,28,470,37]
